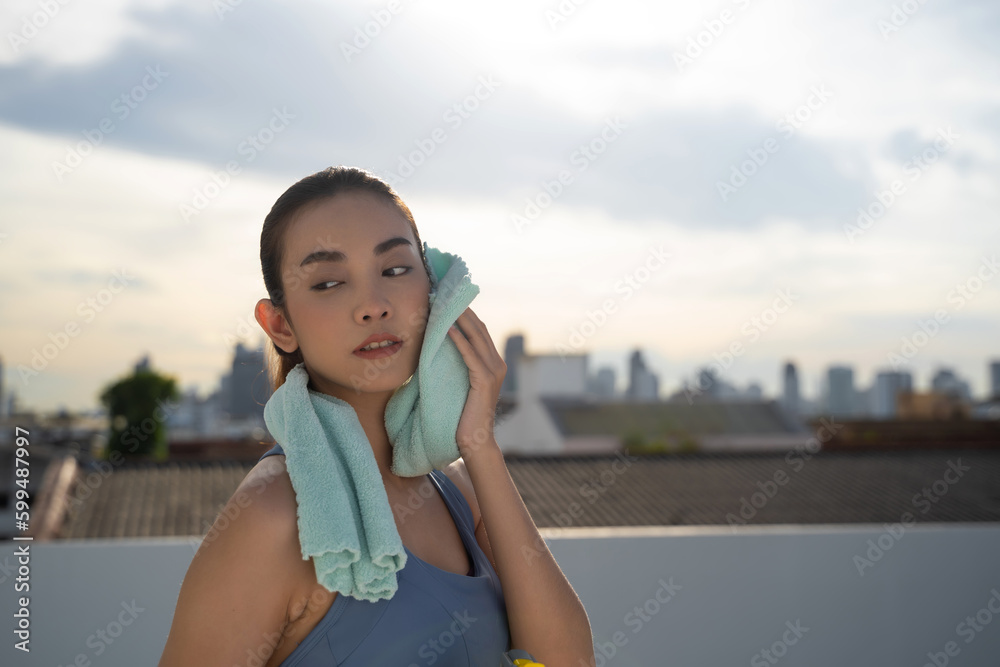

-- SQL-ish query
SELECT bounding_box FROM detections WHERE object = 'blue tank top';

[257,443,511,666]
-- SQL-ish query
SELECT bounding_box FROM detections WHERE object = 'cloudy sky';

[1,0,998,413]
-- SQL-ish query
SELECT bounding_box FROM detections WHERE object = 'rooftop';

[45,447,1000,540]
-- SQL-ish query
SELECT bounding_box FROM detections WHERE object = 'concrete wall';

[2,524,999,666]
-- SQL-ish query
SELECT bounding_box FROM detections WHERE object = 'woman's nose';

[355,285,392,323]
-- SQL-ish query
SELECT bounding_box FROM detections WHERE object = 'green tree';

[622,418,699,455]
[99,366,179,461]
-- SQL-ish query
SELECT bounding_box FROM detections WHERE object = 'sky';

[1,0,998,413]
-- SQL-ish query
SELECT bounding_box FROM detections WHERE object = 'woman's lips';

[353,340,403,359]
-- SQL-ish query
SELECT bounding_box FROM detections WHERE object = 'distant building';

[167,387,217,438]
[494,353,577,454]
[589,367,617,399]
[781,361,800,417]
[134,354,151,373]
[534,353,589,397]
[872,370,913,418]
[495,349,806,454]
[990,360,1000,401]
[897,391,970,420]
[672,367,756,403]
[826,365,856,418]
[930,368,971,401]
[221,342,272,420]
[500,334,525,399]
[626,350,659,401]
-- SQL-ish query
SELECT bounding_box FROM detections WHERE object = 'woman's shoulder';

[240,453,299,527]
[158,455,309,665]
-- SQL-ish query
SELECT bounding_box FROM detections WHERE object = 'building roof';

[540,398,804,437]
[57,460,251,539]
[506,448,1000,526]
[47,447,1000,539]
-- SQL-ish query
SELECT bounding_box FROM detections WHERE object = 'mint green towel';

[262,243,480,602]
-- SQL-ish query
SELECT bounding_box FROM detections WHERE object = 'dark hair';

[260,166,431,391]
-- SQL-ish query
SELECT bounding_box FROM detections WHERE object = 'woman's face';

[278,190,432,400]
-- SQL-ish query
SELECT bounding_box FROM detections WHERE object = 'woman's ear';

[254,299,299,354]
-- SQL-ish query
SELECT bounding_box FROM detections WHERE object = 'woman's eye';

[311,267,410,291]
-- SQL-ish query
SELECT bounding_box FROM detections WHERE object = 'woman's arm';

[465,444,596,666]
[448,309,596,667]
[158,460,299,666]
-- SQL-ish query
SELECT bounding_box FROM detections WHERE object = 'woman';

[158,166,595,666]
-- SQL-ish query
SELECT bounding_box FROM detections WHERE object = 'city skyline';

[3,336,997,417]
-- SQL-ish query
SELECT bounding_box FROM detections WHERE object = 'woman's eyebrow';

[298,236,412,267]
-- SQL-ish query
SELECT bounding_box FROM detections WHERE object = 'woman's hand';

[446,306,507,456]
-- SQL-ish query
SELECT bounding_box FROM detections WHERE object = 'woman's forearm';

[463,439,596,667]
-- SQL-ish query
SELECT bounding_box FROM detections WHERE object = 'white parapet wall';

[2,523,999,666]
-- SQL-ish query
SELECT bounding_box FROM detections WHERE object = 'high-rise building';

[990,360,1000,401]
[826,365,855,418]
[872,370,913,418]
[782,361,800,417]
[930,368,971,401]
[627,350,659,401]
[224,342,271,420]
[134,354,151,373]
[500,334,525,398]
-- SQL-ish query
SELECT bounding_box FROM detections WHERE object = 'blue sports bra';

[257,443,511,666]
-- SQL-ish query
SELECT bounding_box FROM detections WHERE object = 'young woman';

[158,167,595,666]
